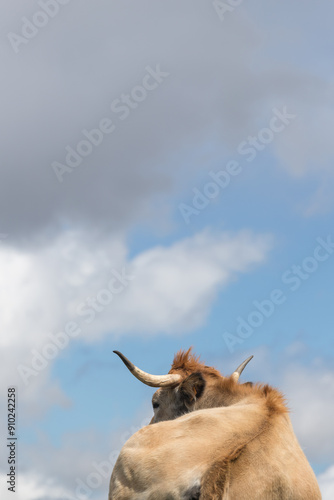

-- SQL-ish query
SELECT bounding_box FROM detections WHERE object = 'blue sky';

[1,1,334,499]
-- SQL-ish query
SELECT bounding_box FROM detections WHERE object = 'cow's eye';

[152,402,159,409]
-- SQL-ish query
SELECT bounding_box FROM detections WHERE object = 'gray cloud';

[2,1,334,241]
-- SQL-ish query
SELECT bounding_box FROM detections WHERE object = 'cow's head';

[114,348,253,423]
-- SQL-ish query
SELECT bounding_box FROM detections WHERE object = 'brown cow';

[109,349,321,500]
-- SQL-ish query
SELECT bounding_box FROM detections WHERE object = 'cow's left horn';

[113,351,182,387]
[231,355,253,382]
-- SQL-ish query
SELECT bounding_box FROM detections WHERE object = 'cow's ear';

[179,372,205,408]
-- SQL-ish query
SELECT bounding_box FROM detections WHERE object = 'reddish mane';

[169,348,222,378]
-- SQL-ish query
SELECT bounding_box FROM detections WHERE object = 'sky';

[1,1,334,499]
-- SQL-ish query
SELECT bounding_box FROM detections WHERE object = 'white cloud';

[0,228,271,348]
[0,228,271,424]
[108,229,272,334]
[318,465,334,500]
[281,361,334,463]
[0,230,127,421]
[0,473,76,500]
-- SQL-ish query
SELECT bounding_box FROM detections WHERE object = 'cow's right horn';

[231,355,254,382]
[113,351,182,387]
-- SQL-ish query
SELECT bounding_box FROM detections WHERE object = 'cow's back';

[204,413,321,500]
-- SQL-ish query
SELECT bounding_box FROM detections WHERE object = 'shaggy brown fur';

[169,348,288,417]
[169,347,222,378]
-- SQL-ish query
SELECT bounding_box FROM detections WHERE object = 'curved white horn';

[113,351,182,387]
[231,355,254,382]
